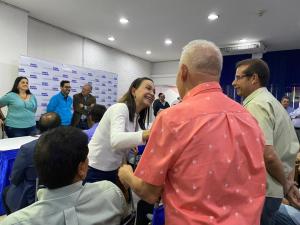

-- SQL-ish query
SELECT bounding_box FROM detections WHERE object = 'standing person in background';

[84,104,106,141]
[47,80,72,126]
[86,77,155,185]
[0,76,37,138]
[232,58,300,225]
[281,96,294,114]
[153,93,170,116]
[72,84,96,129]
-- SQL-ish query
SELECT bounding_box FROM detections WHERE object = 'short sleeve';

[0,93,11,107]
[246,102,274,145]
[134,114,180,186]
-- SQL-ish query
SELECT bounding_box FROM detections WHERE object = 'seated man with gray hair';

[3,126,127,225]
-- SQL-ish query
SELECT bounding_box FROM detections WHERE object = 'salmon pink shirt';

[135,82,266,225]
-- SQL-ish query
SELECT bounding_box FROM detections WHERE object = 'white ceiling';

[3,0,300,62]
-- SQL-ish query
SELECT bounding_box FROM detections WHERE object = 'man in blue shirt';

[47,80,73,125]
[84,104,106,141]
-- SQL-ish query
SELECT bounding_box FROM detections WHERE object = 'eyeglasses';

[234,74,252,81]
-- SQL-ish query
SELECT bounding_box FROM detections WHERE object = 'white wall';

[151,61,179,86]
[28,18,83,66]
[0,2,28,97]
[84,39,152,97]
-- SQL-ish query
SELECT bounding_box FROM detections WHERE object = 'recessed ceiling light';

[208,13,219,21]
[108,36,115,42]
[119,17,129,24]
[165,38,173,45]
[239,39,248,43]
[146,50,152,55]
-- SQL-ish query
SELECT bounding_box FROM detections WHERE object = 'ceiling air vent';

[220,42,266,55]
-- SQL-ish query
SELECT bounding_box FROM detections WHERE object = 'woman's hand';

[142,130,150,142]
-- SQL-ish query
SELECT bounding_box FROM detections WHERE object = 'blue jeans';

[84,166,118,185]
[4,125,37,138]
[272,205,297,225]
[261,197,282,225]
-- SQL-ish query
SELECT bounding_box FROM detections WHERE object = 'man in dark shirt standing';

[153,93,170,116]
[71,84,96,129]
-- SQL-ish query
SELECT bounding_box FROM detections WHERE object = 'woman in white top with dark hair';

[85,77,155,184]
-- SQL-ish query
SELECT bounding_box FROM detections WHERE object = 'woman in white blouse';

[85,77,155,184]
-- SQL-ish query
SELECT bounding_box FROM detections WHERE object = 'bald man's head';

[39,112,61,133]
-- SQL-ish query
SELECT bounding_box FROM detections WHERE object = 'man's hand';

[118,164,133,188]
[286,184,300,209]
[79,103,84,108]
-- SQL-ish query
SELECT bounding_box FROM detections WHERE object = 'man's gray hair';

[83,83,93,90]
[180,40,223,76]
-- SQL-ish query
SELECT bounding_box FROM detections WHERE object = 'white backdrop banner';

[19,56,118,120]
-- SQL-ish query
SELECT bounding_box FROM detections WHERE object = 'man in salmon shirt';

[119,40,267,225]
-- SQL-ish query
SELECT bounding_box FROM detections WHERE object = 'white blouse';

[88,103,144,171]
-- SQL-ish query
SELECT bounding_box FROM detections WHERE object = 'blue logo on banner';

[42,71,49,76]
[95,87,99,90]
[88,73,93,76]
[41,103,47,107]
[71,89,76,92]
[108,81,112,84]
[101,75,106,78]
[42,82,49,86]
[108,88,112,91]
[114,92,117,95]
[41,93,48,96]
[52,77,59,81]
[19,68,25,72]
[101,99,105,102]
[80,77,85,80]
[95,95,99,98]
[113,99,117,102]
[52,87,59,91]
[101,83,106,86]
[108,96,112,99]
[72,70,77,74]
[114,84,117,88]
[30,63,38,68]
[95,79,99,82]
[71,80,77,83]
[63,74,69,78]
[107,103,112,107]
[53,67,59,71]
[30,85,37,90]
[114,77,117,80]
[30,74,37,79]
[101,91,106,94]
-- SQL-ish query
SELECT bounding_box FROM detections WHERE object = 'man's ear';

[252,73,260,85]
[180,64,188,82]
[77,159,88,180]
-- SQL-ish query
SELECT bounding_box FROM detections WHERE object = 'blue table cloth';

[0,149,18,215]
